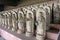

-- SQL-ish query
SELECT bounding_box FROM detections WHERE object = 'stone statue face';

[27,13,32,21]
[12,14,15,19]
[45,8,49,15]
[29,13,32,18]
[38,12,42,22]
[5,15,7,18]
[12,14,17,20]
[38,12,45,24]
[18,13,23,20]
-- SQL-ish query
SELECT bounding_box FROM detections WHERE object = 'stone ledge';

[0,25,36,40]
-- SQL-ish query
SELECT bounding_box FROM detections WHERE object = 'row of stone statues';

[0,2,60,40]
